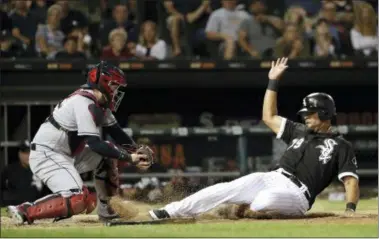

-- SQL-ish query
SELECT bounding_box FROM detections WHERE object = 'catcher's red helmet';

[86,61,126,111]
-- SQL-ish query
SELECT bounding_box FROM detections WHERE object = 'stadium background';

[0,0,377,205]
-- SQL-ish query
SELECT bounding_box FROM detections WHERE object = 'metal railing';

[1,101,377,178]
[1,101,58,165]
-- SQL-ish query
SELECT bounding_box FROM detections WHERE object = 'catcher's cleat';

[98,213,120,222]
[97,200,120,222]
[98,214,120,222]
[149,209,170,220]
[7,203,33,225]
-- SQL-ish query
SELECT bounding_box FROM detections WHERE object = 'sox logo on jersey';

[316,139,338,164]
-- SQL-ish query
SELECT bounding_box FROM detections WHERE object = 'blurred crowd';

[0,0,377,60]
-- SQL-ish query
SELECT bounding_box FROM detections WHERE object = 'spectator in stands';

[163,0,183,57]
[127,0,137,24]
[317,2,340,32]
[55,36,86,59]
[350,1,378,57]
[333,0,354,25]
[100,0,136,22]
[132,21,167,60]
[186,0,214,58]
[10,0,39,57]
[29,0,48,25]
[283,5,314,36]
[250,0,284,32]
[316,1,351,56]
[273,23,310,59]
[35,4,65,59]
[99,3,137,47]
[238,0,283,58]
[284,0,321,16]
[0,140,45,206]
[66,21,93,58]
[101,28,133,60]
[56,0,88,36]
[311,18,338,58]
[205,0,250,60]
[163,0,211,57]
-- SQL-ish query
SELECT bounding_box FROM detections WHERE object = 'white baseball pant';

[164,169,310,217]
[29,145,102,193]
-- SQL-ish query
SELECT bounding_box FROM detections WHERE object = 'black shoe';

[148,209,170,220]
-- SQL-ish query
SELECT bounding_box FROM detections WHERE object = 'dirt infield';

[1,215,103,228]
[1,202,377,229]
[1,199,377,237]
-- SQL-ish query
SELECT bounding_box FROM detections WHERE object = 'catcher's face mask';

[108,81,126,112]
[96,63,126,112]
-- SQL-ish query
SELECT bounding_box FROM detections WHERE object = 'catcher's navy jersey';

[276,117,358,207]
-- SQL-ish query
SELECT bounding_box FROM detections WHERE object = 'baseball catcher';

[7,61,154,225]
[74,143,154,221]
[145,58,359,220]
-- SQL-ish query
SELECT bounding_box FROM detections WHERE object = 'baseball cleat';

[148,209,170,220]
[7,203,31,225]
[97,200,120,222]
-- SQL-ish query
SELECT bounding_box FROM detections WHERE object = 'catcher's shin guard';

[95,158,120,220]
[15,187,96,224]
[95,158,120,200]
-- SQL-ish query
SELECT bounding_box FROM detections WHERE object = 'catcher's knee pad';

[24,187,96,223]
[95,158,119,200]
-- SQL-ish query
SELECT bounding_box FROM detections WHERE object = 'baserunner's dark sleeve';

[84,136,131,161]
[337,141,359,182]
[276,118,307,144]
[103,123,136,146]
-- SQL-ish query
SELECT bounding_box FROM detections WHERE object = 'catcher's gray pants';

[164,168,310,217]
[29,145,102,193]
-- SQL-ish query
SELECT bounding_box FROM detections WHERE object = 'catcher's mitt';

[136,145,155,165]
[122,144,155,165]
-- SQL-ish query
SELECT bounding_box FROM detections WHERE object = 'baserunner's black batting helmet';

[297,92,336,121]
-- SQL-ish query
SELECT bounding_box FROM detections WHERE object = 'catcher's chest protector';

[72,90,106,126]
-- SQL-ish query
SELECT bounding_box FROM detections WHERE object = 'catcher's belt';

[47,115,70,133]
[45,115,89,156]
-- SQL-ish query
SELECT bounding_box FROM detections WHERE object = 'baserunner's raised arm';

[262,57,288,134]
